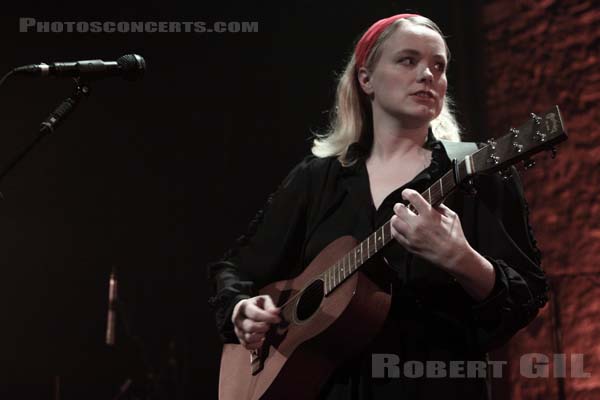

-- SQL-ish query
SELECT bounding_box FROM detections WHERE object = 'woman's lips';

[411,91,435,101]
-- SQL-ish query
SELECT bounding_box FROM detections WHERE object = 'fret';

[363,241,367,263]
[344,250,356,279]
[328,268,332,292]
[330,265,334,289]
[359,243,364,265]
[443,172,453,192]
[370,232,377,256]
[426,187,431,204]
[324,271,329,294]
[331,265,335,288]
[331,264,336,289]
[439,179,443,198]
[376,227,383,250]
[345,252,349,275]
[347,252,352,274]
[337,257,341,285]
[331,266,335,288]
[381,222,388,243]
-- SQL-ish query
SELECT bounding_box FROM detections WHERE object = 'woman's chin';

[397,108,437,125]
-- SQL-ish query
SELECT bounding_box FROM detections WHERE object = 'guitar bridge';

[250,348,265,375]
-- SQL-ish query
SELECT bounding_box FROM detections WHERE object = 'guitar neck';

[322,105,567,295]
[322,167,461,295]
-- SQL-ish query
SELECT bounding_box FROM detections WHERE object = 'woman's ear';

[357,67,373,95]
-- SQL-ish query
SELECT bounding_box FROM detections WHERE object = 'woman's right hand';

[231,295,281,350]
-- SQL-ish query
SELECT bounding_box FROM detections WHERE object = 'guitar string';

[271,116,560,322]
[275,176,453,319]
[276,221,392,313]
[275,179,450,319]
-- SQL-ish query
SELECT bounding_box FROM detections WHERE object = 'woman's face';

[359,23,448,126]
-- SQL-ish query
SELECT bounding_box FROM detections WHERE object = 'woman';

[208,14,548,399]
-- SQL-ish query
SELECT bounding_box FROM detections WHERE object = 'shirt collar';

[343,128,444,174]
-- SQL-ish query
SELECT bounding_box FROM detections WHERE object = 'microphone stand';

[1,76,178,399]
[0,78,90,187]
[0,78,90,400]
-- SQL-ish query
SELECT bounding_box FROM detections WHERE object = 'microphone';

[13,54,145,81]
[105,267,118,346]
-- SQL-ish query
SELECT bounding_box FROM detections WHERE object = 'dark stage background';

[2,1,595,399]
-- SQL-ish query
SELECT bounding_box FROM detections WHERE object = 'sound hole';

[295,279,324,322]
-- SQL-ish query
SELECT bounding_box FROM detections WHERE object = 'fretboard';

[321,105,567,294]
[322,160,471,295]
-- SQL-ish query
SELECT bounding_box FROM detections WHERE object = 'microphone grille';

[117,54,146,81]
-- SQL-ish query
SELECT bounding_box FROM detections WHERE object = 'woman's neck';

[368,116,429,163]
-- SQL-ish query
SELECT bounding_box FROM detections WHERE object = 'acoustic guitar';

[219,106,567,400]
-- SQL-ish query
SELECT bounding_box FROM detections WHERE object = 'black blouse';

[207,132,549,399]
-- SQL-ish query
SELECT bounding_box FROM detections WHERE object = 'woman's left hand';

[390,188,470,272]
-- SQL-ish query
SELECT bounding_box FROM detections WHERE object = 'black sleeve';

[468,167,549,352]
[207,157,313,342]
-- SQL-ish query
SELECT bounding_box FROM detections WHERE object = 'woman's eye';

[435,62,446,72]
[398,57,414,65]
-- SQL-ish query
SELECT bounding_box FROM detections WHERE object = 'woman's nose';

[418,66,433,83]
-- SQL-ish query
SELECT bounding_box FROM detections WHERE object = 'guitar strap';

[440,140,481,241]
[439,139,479,163]
[439,139,482,197]
[439,138,494,400]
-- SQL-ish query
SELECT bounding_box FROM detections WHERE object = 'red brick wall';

[481,1,600,398]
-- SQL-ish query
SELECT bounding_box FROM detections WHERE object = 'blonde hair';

[312,15,461,166]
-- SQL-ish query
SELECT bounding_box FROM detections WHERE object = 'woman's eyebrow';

[393,49,421,57]
[392,49,446,60]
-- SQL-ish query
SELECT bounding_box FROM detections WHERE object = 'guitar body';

[219,235,392,400]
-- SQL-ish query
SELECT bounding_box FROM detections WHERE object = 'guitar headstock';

[470,105,568,176]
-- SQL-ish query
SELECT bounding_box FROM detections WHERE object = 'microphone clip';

[40,78,91,134]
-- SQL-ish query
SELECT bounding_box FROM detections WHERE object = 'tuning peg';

[509,127,520,138]
[551,146,557,159]
[488,154,500,165]
[523,158,536,170]
[486,138,497,150]
[530,113,542,125]
[534,130,547,142]
[513,142,524,153]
